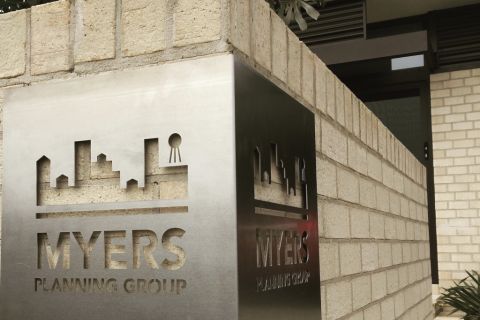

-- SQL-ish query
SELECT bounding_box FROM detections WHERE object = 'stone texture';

[320,242,339,280]
[251,0,271,70]
[326,281,352,320]
[337,167,359,203]
[352,275,371,309]
[75,0,116,63]
[317,157,337,198]
[326,70,336,119]
[371,271,387,301]
[322,119,347,165]
[230,0,250,54]
[324,202,350,238]
[315,59,327,114]
[344,89,353,132]
[364,304,381,320]
[350,207,370,239]
[359,177,376,209]
[431,69,480,291]
[362,243,379,271]
[0,10,26,78]
[335,79,345,126]
[340,243,362,275]
[302,45,315,106]
[31,0,72,75]
[174,0,222,47]
[122,0,167,56]
[348,138,367,175]
[271,13,287,82]
[287,29,301,95]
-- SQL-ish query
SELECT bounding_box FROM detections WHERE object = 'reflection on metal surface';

[235,58,321,320]
[254,206,306,220]
[1,54,238,320]
[254,143,307,210]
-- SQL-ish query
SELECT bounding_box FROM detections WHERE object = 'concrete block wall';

[0,1,433,319]
[430,68,480,290]
[0,0,230,84]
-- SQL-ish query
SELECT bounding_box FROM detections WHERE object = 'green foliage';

[267,0,325,31]
[440,270,480,320]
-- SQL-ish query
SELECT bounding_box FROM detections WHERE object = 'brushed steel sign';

[1,54,320,319]
[235,62,320,320]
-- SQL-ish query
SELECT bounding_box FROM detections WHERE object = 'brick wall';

[0,0,433,319]
[430,69,480,290]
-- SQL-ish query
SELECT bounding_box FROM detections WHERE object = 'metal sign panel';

[1,54,321,320]
[1,55,238,320]
[235,60,321,320]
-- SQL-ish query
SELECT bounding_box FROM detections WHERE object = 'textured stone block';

[367,152,382,182]
[230,0,250,54]
[392,243,403,265]
[326,70,336,119]
[372,117,378,151]
[251,0,271,70]
[340,243,362,275]
[337,167,359,203]
[371,271,387,301]
[326,281,352,320]
[384,216,397,240]
[316,157,337,198]
[344,89,353,132]
[174,0,222,47]
[359,105,367,144]
[377,122,387,158]
[31,0,72,75]
[390,192,401,215]
[271,13,287,82]
[350,207,370,239]
[346,311,364,320]
[394,293,406,318]
[315,59,327,114]
[348,138,367,175]
[75,0,116,63]
[431,72,450,81]
[375,185,390,212]
[352,96,360,137]
[352,275,371,309]
[386,268,399,294]
[361,243,378,271]
[324,202,350,238]
[335,78,345,126]
[379,243,392,267]
[321,119,347,165]
[370,213,385,239]
[302,45,315,106]
[320,242,339,280]
[381,297,395,320]
[451,69,471,79]
[0,10,26,78]
[366,109,373,147]
[122,0,167,56]
[359,178,376,209]
[287,29,301,95]
[364,304,381,320]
